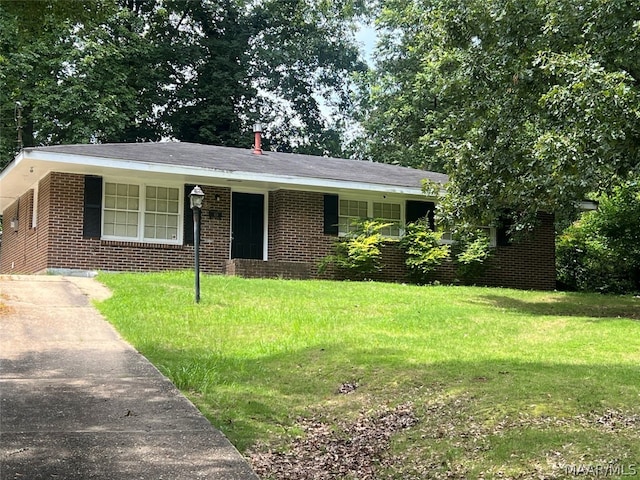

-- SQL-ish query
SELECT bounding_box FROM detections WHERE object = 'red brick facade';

[0,172,556,290]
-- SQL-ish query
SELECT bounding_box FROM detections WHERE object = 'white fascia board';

[0,150,24,181]
[22,150,430,196]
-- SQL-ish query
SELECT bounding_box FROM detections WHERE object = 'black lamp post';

[189,185,205,303]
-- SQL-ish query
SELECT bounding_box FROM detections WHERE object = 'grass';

[95,271,640,479]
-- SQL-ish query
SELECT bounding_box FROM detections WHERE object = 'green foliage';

[321,218,395,280]
[557,182,640,294]
[453,229,493,283]
[0,0,366,168]
[358,0,640,230]
[400,219,450,283]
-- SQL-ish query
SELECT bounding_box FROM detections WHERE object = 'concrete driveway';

[0,275,259,480]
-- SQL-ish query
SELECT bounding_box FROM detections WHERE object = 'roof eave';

[0,150,435,213]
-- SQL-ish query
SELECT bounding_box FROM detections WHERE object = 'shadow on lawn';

[138,341,640,452]
[477,293,640,320]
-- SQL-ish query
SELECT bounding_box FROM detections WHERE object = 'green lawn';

[95,271,640,479]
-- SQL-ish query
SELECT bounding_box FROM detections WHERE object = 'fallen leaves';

[247,390,640,480]
[249,403,418,480]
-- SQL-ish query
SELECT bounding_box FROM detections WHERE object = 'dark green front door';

[231,192,264,259]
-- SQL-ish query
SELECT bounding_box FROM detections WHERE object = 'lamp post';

[189,185,205,303]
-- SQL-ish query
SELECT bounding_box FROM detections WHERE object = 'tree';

[359,0,640,230]
[0,0,367,169]
[0,0,170,165]
[246,0,368,155]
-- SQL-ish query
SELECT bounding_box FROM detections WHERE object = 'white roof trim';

[24,150,426,195]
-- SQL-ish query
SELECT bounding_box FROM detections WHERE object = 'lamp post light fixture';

[189,185,205,303]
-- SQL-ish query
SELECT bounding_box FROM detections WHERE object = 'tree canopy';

[0,0,367,169]
[359,0,640,230]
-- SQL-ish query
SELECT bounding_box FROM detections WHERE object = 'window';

[338,197,403,237]
[440,227,496,247]
[373,202,401,236]
[144,186,180,240]
[104,183,139,238]
[102,181,181,243]
[339,199,368,234]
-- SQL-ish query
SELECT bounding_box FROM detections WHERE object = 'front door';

[231,192,264,259]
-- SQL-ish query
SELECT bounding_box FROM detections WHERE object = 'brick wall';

[1,174,556,290]
[431,213,556,290]
[480,212,556,290]
[225,259,311,279]
[268,190,335,265]
[0,176,50,274]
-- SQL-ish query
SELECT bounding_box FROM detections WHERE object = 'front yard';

[95,272,640,479]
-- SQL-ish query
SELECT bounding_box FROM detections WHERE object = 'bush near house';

[557,182,640,294]
[400,219,450,283]
[320,219,395,280]
[323,218,493,285]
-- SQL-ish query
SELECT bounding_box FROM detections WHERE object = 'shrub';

[400,219,450,283]
[452,229,493,283]
[556,215,629,293]
[320,218,395,280]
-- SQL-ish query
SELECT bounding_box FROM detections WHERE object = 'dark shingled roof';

[27,142,448,189]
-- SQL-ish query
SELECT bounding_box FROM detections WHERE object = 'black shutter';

[184,184,195,245]
[406,200,435,231]
[83,176,102,238]
[323,194,339,235]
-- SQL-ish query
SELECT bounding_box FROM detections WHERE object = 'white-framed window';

[102,181,182,244]
[339,199,368,234]
[440,227,497,247]
[338,197,403,238]
[373,201,401,236]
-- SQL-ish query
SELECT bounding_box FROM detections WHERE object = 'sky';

[355,22,377,64]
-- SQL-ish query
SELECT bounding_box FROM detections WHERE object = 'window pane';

[141,186,180,240]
